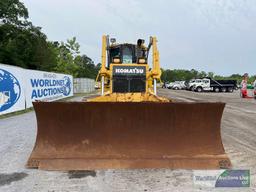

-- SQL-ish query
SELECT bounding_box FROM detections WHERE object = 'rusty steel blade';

[27,102,231,170]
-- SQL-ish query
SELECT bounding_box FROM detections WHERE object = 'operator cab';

[107,39,147,67]
[108,39,148,93]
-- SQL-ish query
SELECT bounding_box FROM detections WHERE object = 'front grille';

[130,78,146,92]
[113,76,146,93]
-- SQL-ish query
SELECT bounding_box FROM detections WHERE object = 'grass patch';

[0,108,34,119]
[0,91,99,119]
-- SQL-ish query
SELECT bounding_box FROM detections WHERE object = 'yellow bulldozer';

[27,35,231,170]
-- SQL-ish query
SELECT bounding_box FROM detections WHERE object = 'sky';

[21,0,256,76]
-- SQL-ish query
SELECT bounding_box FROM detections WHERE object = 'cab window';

[110,47,120,63]
[122,47,133,63]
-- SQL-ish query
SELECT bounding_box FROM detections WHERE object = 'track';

[0,89,255,192]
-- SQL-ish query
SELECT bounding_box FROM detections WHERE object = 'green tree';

[160,68,256,84]
[0,0,28,26]
[198,71,207,78]
[54,39,79,76]
[207,72,214,78]
[0,24,58,70]
[0,0,58,71]
[0,0,100,78]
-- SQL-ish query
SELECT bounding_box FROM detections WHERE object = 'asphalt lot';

[0,89,255,192]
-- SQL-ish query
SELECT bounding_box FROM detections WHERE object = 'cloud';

[21,0,256,75]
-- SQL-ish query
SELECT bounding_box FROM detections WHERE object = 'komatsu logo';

[113,66,146,76]
[115,68,144,74]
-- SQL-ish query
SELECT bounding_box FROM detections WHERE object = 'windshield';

[122,47,133,63]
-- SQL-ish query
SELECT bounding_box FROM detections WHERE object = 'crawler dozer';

[27,36,231,170]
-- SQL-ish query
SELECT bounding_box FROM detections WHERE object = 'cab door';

[202,79,211,91]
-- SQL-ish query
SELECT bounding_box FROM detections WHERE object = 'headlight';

[138,58,146,64]
[113,58,121,63]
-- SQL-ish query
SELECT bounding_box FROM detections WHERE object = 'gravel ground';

[0,89,255,192]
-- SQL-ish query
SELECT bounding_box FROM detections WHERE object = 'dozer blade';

[27,102,231,170]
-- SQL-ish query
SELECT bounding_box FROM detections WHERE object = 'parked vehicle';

[167,82,175,89]
[192,78,237,92]
[172,81,186,90]
[237,84,254,90]
[186,79,196,90]
[162,82,169,88]
[94,82,100,89]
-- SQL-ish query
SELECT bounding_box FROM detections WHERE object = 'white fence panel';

[25,70,73,108]
[0,63,74,115]
[0,64,26,115]
[74,78,95,93]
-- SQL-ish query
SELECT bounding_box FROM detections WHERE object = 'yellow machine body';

[91,35,164,102]
[27,35,231,170]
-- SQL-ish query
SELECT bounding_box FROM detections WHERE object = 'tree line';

[0,0,100,79]
[161,69,256,84]
[1,0,255,83]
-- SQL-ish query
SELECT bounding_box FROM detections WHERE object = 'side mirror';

[137,39,145,46]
